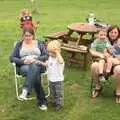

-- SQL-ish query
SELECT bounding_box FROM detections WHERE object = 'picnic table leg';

[68,52,76,66]
[83,53,88,70]
[91,33,96,40]
[76,33,85,45]
[67,30,74,36]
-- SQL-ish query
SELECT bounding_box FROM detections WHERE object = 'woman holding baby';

[90,25,120,103]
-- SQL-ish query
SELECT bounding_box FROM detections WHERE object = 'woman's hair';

[22,28,35,40]
[107,25,120,41]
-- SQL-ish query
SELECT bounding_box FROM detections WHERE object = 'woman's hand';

[24,59,31,64]
[24,58,36,64]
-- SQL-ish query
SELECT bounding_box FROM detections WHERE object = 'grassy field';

[0,0,120,120]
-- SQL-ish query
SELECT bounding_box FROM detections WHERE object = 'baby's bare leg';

[106,57,113,73]
[98,59,105,74]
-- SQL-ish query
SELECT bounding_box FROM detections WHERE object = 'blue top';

[113,43,120,56]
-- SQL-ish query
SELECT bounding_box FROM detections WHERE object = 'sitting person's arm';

[37,60,47,66]
[103,48,112,58]
[37,40,49,61]
[89,49,104,58]
[90,40,104,58]
[9,41,24,65]
[114,55,120,60]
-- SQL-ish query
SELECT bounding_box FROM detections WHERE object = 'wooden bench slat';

[61,46,87,53]
[62,43,88,53]
[45,32,67,39]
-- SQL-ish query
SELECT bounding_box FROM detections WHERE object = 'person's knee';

[20,65,29,75]
[114,66,120,75]
[91,62,99,71]
[28,64,40,75]
[91,62,99,78]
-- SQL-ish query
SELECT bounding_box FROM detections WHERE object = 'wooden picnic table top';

[67,22,98,33]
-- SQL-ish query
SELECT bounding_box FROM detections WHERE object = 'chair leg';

[15,75,19,100]
[15,75,35,101]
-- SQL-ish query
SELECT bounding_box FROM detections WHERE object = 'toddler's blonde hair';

[47,40,61,52]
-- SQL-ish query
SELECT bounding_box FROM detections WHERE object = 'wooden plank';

[45,32,67,39]
[61,45,88,53]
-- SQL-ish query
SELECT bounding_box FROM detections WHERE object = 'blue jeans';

[20,63,46,105]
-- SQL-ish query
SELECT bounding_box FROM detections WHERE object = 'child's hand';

[99,54,104,59]
[104,52,111,58]
[49,48,57,53]
[55,49,60,55]
[35,60,47,66]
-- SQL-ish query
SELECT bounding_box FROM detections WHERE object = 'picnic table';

[44,23,98,70]
[67,22,98,45]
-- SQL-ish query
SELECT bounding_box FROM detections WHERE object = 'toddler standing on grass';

[38,40,64,111]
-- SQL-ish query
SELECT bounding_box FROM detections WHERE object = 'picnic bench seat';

[61,43,88,70]
[44,31,68,42]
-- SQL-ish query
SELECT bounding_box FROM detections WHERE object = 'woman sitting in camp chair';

[10,28,48,110]
[90,25,120,103]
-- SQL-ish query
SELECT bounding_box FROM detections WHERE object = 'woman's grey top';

[20,41,41,60]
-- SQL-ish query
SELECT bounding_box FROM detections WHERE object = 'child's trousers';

[49,81,64,107]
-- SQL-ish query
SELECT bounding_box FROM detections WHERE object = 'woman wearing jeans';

[10,28,48,110]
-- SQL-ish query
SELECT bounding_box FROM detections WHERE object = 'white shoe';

[39,104,47,111]
[19,89,28,100]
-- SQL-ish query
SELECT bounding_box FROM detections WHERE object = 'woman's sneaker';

[39,104,47,111]
[19,89,28,100]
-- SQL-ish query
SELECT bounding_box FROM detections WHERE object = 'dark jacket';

[10,40,48,74]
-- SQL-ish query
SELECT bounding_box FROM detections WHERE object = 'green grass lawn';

[1,0,120,119]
